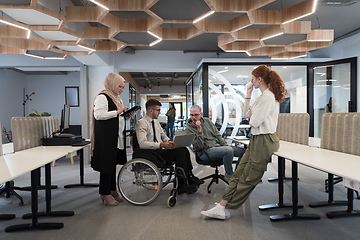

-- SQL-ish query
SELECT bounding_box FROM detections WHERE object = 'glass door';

[312,58,357,138]
[129,84,136,129]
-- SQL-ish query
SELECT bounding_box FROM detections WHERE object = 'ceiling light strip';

[149,38,162,47]
[261,32,283,41]
[147,31,162,40]
[0,18,29,31]
[193,10,215,23]
[44,55,67,60]
[313,0,319,13]
[282,12,313,25]
[271,57,289,60]
[24,52,45,59]
[308,39,332,42]
[89,0,109,10]
[289,54,308,59]
[78,44,96,51]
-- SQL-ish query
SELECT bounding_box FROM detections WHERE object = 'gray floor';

[1,140,360,239]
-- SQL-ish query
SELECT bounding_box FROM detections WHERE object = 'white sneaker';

[201,203,227,220]
[224,208,231,219]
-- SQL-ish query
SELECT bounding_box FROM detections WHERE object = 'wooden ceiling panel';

[0,0,333,58]
[0,44,23,54]
[83,27,110,39]
[0,25,29,38]
[249,10,282,25]
[0,38,49,50]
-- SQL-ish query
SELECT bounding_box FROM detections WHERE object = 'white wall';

[0,69,27,143]
[26,72,81,125]
[115,50,227,72]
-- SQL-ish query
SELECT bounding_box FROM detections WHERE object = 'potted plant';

[28,109,51,117]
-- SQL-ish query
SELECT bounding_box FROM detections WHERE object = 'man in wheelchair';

[135,99,203,194]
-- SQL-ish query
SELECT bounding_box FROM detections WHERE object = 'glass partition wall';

[311,58,357,138]
[187,63,307,137]
[186,60,356,138]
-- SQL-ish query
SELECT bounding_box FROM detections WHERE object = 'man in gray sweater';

[186,105,245,182]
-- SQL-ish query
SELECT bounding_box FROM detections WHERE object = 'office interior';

[1,0,360,239]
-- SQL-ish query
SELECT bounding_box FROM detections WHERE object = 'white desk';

[271,141,360,221]
[1,150,68,232]
[23,144,97,188]
[1,143,93,232]
[227,139,360,221]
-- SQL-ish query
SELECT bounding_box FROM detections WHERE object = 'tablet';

[120,106,141,117]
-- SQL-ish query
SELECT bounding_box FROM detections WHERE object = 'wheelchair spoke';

[117,159,163,205]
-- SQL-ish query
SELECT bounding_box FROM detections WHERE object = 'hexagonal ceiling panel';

[0,0,337,59]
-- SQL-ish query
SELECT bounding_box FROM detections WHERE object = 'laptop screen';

[246,128,251,138]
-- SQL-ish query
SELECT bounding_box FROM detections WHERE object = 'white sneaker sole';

[201,211,226,220]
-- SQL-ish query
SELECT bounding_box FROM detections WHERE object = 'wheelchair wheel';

[160,167,173,188]
[167,196,176,208]
[117,158,163,205]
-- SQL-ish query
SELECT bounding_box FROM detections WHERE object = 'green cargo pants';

[222,133,279,209]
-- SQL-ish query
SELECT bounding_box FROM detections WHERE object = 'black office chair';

[194,149,228,193]
[0,180,24,206]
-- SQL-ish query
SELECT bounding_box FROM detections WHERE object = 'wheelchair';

[117,130,194,207]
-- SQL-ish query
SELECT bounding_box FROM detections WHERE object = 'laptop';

[173,134,195,148]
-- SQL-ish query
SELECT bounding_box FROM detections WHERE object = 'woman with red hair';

[201,65,287,220]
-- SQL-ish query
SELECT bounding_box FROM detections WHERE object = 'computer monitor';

[60,104,70,133]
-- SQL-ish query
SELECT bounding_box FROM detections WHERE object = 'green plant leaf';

[41,112,51,116]
[32,109,40,116]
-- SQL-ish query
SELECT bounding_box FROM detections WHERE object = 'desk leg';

[5,168,63,232]
[64,149,98,188]
[259,157,301,211]
[326,188,360,218]
[22,163,74,219]
[0,214,15,220]
[309,173,347,208]
[268,157,295,182]
[13,170,58,192]
[270,162,321,221]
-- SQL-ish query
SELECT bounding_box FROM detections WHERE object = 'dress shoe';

[100,195,119,206]
[111,191,124,203]
[188,176,205,186]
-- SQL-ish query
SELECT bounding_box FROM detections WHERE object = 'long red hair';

[252,65,287,103]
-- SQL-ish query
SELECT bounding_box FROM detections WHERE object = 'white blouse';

[94,94,125,150]
[243,88,279,135]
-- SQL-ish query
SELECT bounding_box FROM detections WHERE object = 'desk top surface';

[227,138,360,183]
[0,150,67,184]
[0,143,90,184]
[275,141,360,183]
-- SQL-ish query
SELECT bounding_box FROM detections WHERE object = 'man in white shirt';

[135,99,203,194]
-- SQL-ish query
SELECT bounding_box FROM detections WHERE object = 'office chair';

[0,180,24,206]
[0,122,24,206]
[194,149,228,193]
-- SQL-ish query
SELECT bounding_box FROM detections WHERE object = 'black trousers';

[99,149,126,195]
[154,147,193,177]
[99,168,116,195]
